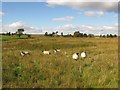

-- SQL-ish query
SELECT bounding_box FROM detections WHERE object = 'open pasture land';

[2,35,118,88]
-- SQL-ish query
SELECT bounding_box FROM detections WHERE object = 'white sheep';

[53,49,57,53]
[42,50,50,55]
[56,49,60,52]
[20,51,30,56]
[80,51,87,58]
[72,53,79,60]
[54,49,60,53]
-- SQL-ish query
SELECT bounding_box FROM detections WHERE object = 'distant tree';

[56,31,58,35]
[11,33,14,36]
[45,32,48,36]
[6,32,10,36]
[107,34,109,38]
[2,33,5,35]
[114,34,117,37]
[80,33,84,37]
[27,34,31,38]
[100,35,102,37]
[83,33,88,37]
[16,28,24,37]
[64,34,73,37]
[74,31,80,37]
[102,35,105,38]
[52,32,55,36]
[88,34,94,38]
[8,32,11,36]
[48,33,53,37]
[61,32,63,36]
[109,34,113,38]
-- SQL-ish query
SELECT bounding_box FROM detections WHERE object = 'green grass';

[2,35,118,88]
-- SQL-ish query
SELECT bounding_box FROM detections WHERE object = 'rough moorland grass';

[2,35,118,88]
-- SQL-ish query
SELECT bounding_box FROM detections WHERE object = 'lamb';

[20,51,30,56]
[53,49,60,53]
[72,53,79,60]
[80,51,87,58]
[42,50,50,55]
[56,49,60,52]
[53,49,57,53]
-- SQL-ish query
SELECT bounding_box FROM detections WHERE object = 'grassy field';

[2,35,118,88]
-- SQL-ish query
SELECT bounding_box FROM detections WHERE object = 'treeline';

[1,29,31,38]
[1,29,117,38]
[44,31,117,38]
[100,34,117,38]
[44,31,94,37]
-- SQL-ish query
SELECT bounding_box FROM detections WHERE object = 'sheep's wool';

[20,52,25,56]
[72,53,79,60]
[81,52,86,58]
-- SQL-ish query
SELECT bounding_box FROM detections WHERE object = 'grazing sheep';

[56,49,60,52]
[42,50,50,55]
[54,49,60,53]
[72,53,79,60]
[80,51,87,58]
[20,51,30,56]
[53,49,57,53]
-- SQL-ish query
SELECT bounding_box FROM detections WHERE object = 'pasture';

[2,35,118,88]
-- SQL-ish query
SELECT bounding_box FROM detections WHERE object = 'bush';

[27,34,31,38]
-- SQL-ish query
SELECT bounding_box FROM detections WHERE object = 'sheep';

[72,53,79,60]
[20,51,30,56]
[42,50,50,55]
[56,49,60,52]
[53,49,60,53]
[80,51,87,58]
[53,49,57,53]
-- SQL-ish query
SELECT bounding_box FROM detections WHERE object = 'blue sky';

[1,1,118,35]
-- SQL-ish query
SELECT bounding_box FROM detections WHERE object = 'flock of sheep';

[20,49,87,60]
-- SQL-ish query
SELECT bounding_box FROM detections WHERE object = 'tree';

[27,34,31,38]
[109,34,113,38]
[45,32,48,36]
[114,34,117,37]
[74,31,80,37]
[61,32,63,36]
[6,32,11,36]
[16,28,24,37]
[79,33,84,37]
[83,33,88,37]
[8,32,11,36]
[56,31,58,35]
[52,32,55,36]
[88,34,94,38]
[102,35,105,38]
[100,35,102,37]
[107,34,109,38]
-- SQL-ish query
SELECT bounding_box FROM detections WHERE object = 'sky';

[1,0,119,35]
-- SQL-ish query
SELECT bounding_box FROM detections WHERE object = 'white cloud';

[52,16,75,21]
[2,21,43,34]
[84,11,96,16]
[46,0,118,13]
[2,21,118,35]
[55,23,118,35]
[0,11,4,16]
[96,11,104,16]
[9,21,24,28]
[83,11,104,16]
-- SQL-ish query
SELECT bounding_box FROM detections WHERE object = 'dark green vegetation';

[2,35,118,88]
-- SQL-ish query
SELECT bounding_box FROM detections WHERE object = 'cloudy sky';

[1,0,119,35]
